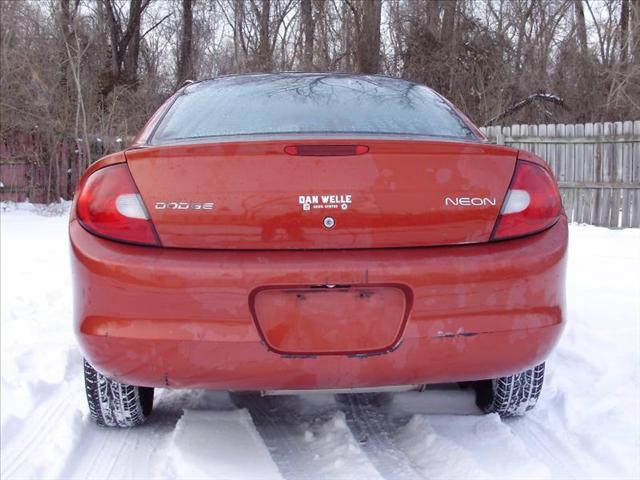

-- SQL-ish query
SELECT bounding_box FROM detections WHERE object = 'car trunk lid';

[126,139,517,250]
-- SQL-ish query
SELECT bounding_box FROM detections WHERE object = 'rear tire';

[473,362,545,417]
[83,359,154,427]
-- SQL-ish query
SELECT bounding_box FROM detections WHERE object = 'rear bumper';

[70,216,568,389]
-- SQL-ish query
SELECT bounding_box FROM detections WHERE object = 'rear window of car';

[151,74,477,144]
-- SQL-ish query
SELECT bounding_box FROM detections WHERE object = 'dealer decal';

[299,194,352,211]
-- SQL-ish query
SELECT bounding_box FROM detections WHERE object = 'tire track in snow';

[56,390,187,480]
[233,393,384,480]
[341,392,550,480]
[57,389,280,480]
[508,415,590,479]
[231,393,310,479]
[339,393,424,480]
[0,383,78,479]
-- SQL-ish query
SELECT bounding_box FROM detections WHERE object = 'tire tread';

[477,363,545,417]
[83,359,153,427]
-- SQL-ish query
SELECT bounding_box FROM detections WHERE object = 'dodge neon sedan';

[70,73,567,427]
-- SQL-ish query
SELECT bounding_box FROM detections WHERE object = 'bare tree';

[301,0,314,69]
[345,0,382,74]
[100,0,151,98]
[574,0,589,57]
[621,0,630,64]
[252,0,272,71]
[441,0,457,45]
[634,0,640,61]
[177,0,195,84]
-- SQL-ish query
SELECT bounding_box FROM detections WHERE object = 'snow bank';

[160,409,282,480]
[395,414,550,479]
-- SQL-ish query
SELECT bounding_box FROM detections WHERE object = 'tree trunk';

[574,0,588,57]
[122,21,141,88]
[121,0,143,88]
[256,0,271,71]
[301,0,314,69]
[514,1,535,75]
[177,0,194,85]
[634,0,640,63]
[426,0,440,34]
[58,0,72,92]
[441,0,456,44]
[100,0,147,98]
[620,0,629,64]
[58,0,76,197]
[341,1,352,71]
[315,0,330,69]
[356,0,382,74]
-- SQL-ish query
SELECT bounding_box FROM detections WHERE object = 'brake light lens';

[77,163,160,246]
[492,160,562,240]
[284,145,369,156]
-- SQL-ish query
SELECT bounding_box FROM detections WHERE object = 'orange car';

[70,73,566,427]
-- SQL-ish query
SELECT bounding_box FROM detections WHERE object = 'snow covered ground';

[1,202,639,480]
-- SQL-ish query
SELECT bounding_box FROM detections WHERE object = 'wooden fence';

[0,134,120,203]
[482,121,640,228]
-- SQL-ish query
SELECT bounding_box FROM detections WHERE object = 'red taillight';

[77,163,160,246]
[284,145,369,156]
[491,160,562,241]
